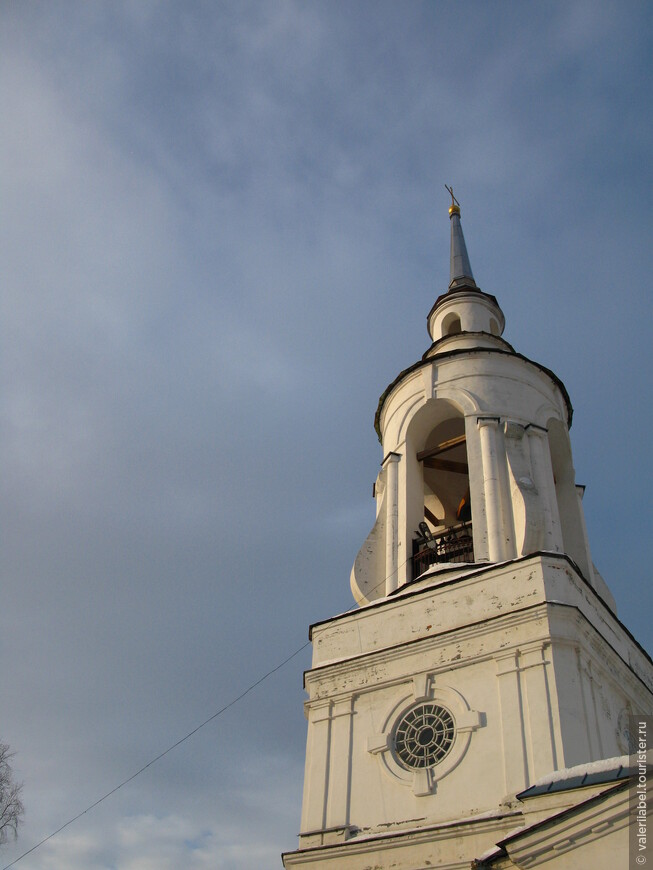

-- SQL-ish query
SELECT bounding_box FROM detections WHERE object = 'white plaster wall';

[428,291,505,341]
[549,611,652,767]
[300,557,653,843]
[352,350,596,600]
[379,355,569,446]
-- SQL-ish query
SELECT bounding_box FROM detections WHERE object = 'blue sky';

[1,2,651,867]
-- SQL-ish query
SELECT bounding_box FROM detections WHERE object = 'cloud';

[8,716,306,868]
[0,3,650,867]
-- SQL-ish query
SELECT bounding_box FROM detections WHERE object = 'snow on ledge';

[529,755,632,789]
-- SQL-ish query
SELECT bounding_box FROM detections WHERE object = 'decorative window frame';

[367,674,482,796]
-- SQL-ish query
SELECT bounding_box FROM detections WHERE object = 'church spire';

[425,192,505,348]
[445,185,477,291]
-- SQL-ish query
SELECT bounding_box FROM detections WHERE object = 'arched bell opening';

[406,400,474,579]
[442,312,462,335]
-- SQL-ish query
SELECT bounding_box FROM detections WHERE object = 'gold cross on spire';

[445,184,461,216]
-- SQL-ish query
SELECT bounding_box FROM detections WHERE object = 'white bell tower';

[283,195,652,870]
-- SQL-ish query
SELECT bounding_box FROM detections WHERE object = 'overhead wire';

[2,552,412,869]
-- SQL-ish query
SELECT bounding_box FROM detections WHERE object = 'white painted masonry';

[283,203,652,869]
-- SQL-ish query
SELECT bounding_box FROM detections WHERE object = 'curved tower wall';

[352,215,607,609]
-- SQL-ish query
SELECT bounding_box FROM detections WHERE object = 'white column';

[527,425,563,552]
[576,648,602,762]
[496,652,528,794]
[326,698,354,828]
[586,657,605,759]
[496,432,516,559]
[383,453,400,594]
[477,417,504,562]
[521,644,557,779]
[300,701,331,834]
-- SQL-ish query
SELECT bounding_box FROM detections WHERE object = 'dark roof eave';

[374,347,573,442]
[471,780,632,868]
[425,332,515,357]
[516,764,631,800]
[496,779,630,853]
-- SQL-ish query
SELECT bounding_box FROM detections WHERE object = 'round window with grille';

[393,703,455,769]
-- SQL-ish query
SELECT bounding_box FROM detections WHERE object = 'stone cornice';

[283,810,523,865]
[305,602,552,697]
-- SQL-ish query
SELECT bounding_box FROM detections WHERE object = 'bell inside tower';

[408,401,474,578]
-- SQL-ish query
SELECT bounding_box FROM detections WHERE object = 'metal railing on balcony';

[412,521,474,578]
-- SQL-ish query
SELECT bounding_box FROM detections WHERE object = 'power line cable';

[2,644,311,869]
[2,554,412,869]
